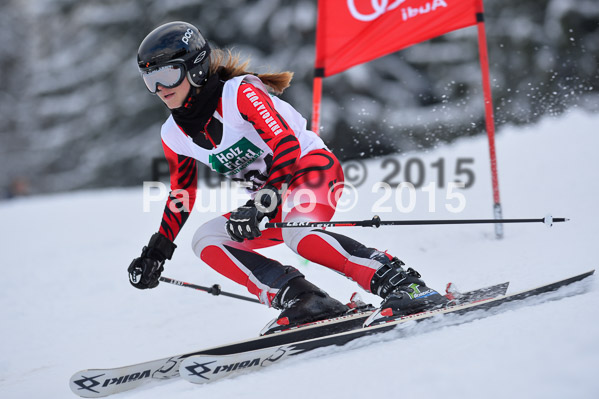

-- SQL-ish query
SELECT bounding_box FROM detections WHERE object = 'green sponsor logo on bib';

[209,137,264,176]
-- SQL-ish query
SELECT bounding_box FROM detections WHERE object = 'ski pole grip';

[259,218,268,231]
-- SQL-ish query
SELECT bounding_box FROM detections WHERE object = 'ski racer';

[128,21,448,332]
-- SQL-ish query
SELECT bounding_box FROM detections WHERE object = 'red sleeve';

[159,140,198,241]
[237,83,301,190]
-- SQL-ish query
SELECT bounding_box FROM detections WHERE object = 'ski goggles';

[141,64,186,94]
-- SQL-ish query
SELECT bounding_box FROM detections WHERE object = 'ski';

[69,282,507,397]
[260,279,508,335]
[179,270,594,385]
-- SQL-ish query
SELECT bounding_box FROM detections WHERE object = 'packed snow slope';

[1,110,598,399]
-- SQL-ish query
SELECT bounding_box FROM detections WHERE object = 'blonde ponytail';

[209,49,293,94]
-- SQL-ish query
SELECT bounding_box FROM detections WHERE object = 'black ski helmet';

[137,21,211,87]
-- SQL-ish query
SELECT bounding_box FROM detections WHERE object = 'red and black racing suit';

[159,81,392,305]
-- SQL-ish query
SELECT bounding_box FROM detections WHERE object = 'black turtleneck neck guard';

[171,71,225,149]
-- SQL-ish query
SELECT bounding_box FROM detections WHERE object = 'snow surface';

[1,110,598,399]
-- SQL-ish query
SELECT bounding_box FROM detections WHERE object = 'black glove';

[128,233,177,290]
[226,200,264,242]
[226,185,281,242]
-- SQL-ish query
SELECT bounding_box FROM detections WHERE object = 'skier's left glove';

[226,185,281,242]
[128,233,176,290]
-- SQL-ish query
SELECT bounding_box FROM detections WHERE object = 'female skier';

[128,21,447,333]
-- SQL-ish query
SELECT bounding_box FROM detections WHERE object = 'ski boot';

[365,257,448,326]
[261,276,350,335]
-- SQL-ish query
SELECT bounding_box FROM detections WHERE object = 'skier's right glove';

[128,233,176,290]
[226,185,281,242]
[226,200,264,242]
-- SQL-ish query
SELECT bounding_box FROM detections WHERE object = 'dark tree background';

[1,0,597,195]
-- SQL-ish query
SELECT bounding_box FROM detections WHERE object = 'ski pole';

[265,215,569,229]
[159,276,261,304]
